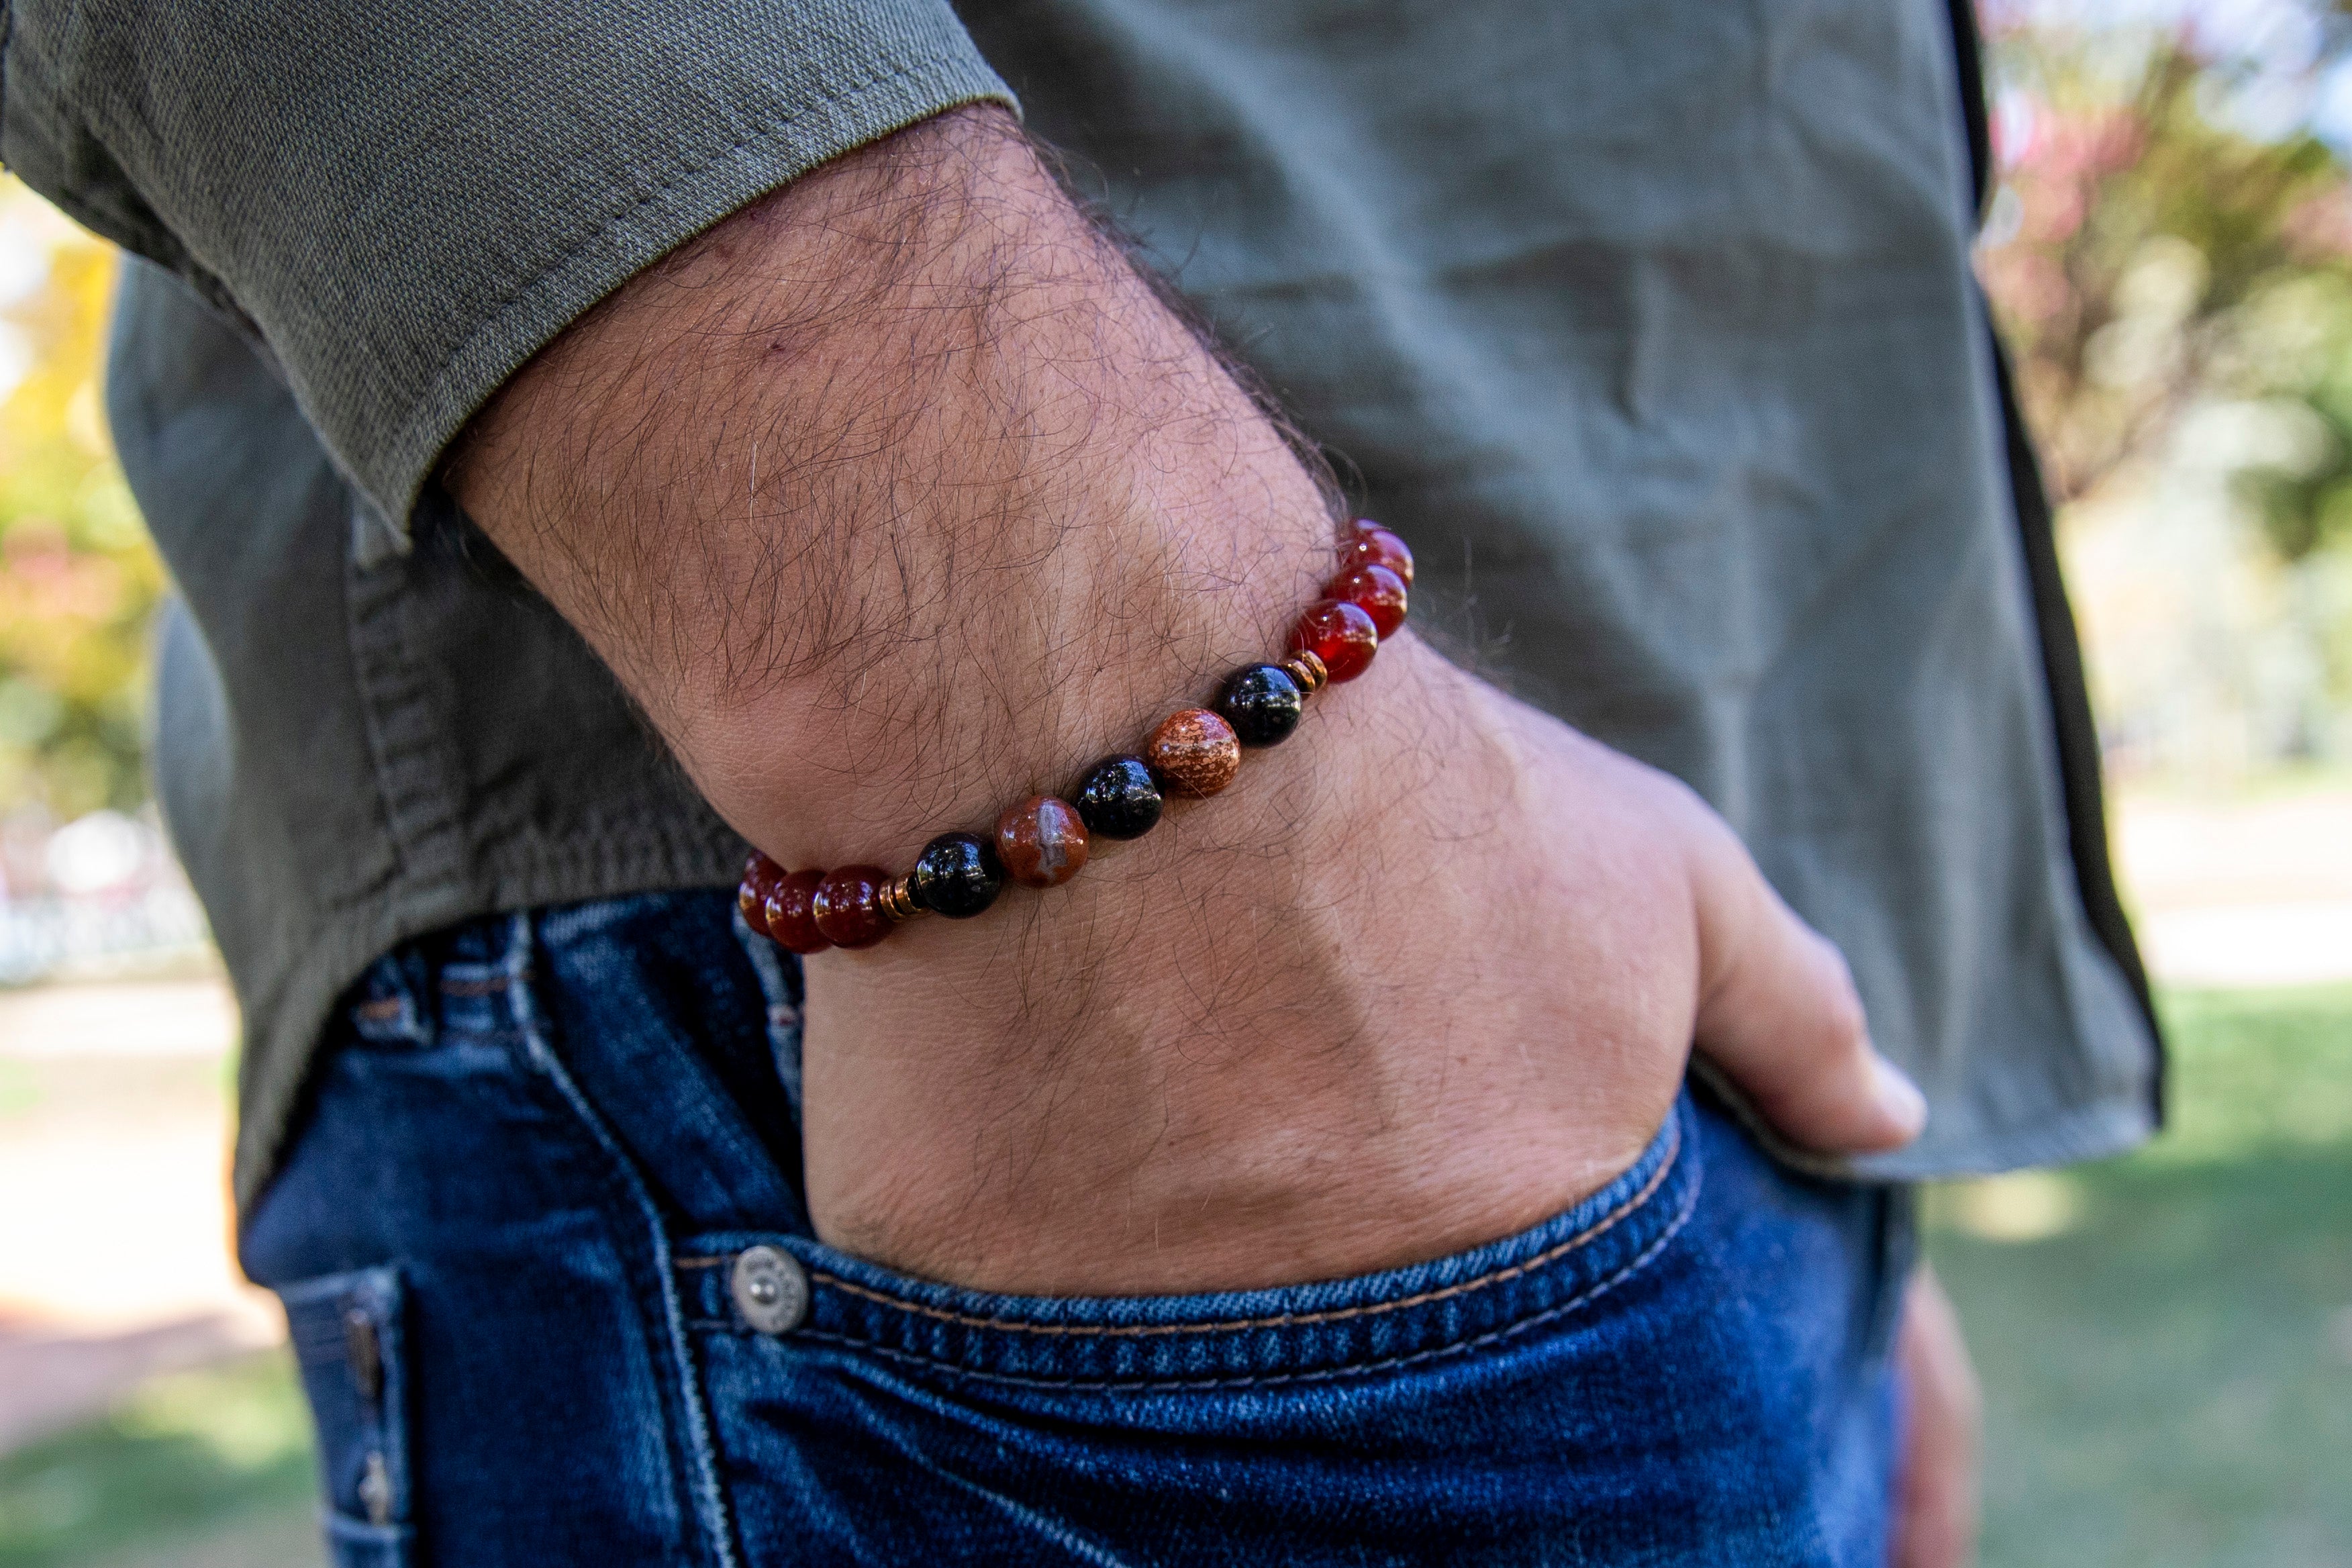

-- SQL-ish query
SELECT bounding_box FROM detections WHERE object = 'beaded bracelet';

[737,519,1414,954]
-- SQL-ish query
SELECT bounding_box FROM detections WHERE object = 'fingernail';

[1871,1055,1928,1140]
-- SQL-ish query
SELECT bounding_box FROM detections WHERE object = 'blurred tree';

[1978,13,2352,505]
[0,179,159,827]
[1979,0,2352,771]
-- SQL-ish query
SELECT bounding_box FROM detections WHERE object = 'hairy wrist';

[450,105,1340,868]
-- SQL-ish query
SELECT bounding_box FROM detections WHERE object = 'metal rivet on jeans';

[730,1244,810,1334]
[358,1450,394,1526]
[344,1306,383,1402]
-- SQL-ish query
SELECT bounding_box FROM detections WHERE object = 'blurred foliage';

[1980,1,2352,773]
[1978,26,2347,505]
[0,179,158,828]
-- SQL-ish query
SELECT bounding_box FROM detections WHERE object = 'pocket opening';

[679,1095,1704,1391]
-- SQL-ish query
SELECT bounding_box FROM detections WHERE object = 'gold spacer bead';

[877,876,928,923]
[1281,649,1328,695]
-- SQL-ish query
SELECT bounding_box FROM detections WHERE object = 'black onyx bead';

[908,832,1004,919]
[1073,755,1164,841]
[1215,663,1304,748]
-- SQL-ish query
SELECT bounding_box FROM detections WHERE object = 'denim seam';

[501,914,742,1568]
[438,975,512,997]
[707,1113,1681,1342]
[783,1170,1702,1393]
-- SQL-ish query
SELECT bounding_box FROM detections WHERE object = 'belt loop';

[501,909,536,1014]
[349,948,436,1048]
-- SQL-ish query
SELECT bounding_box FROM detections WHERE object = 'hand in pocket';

[796,644,1925,1295]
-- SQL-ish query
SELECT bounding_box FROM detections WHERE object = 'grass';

[1929,985,2352,1568]
[0,1355,314,1568]
[0,986,2343,1565]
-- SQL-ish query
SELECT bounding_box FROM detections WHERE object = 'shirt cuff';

[3,0,1015,540]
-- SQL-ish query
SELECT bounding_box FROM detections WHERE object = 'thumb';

[1687,828,1926,1156]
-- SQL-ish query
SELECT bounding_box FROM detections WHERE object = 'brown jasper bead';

[995,795,1091,888]
[763,868,830,954]
[1146,707,1242,797]
[812,866,894,949]
[738,852,788,939]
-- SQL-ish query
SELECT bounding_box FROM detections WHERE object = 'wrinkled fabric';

[54,0,2153,1209]
[3,0,1011,536]
[242,891,1915,1567]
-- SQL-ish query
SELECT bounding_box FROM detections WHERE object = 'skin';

[1894,1265,1986,1568]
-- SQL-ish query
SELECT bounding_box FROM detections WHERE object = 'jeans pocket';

[679,1093,1926,1566]
[279,1266,415,1567]
[679,1093,1701,1394]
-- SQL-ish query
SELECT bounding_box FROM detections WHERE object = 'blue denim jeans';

[241,891,1914,1566]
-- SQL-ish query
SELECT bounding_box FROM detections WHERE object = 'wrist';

[793,634,1596,1290]
[691,469,1341,874]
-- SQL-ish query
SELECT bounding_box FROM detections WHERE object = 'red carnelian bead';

[1289,598,1379,683]
[1340,521,1414,586]
[738,852,788,938]
[812,866,894,950]
[764,868,831,954]
[1324,563,1408,638]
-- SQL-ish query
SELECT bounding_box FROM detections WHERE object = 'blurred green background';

[3,1,2351,1565]
[0,191,155,833]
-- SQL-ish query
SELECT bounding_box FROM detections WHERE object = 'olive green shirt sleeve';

[0,0,1014,541]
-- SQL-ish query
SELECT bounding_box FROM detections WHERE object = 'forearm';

[450,106,1337,869]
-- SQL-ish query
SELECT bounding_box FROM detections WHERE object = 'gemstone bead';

[1146,707,1242,796]
[1326,563,1408,638]
[1289,598,1379,683]
[763,868,831,954]
[1340,521,1414,585]
[995,796,1091,887]
[1073,755,1165,840]
[1216,663,1304,747]
[812,866,894,949]
[738,852,788,938]
[909,832,1005,918]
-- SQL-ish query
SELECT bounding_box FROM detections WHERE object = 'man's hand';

[1892,1265,1983,1568]
[449,105,1924,1293]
